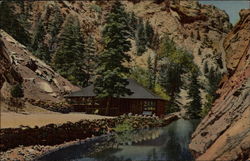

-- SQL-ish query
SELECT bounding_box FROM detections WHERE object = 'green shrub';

[153,84,169,100]
[90,4,102,13]
[11,84,24,98]
[114,120,134,133]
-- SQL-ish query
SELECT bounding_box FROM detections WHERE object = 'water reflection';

[38,119,200,161]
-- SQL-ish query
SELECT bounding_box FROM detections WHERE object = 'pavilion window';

[83,98,93,105]
[68,97,83,104]
[93,98,100,106]
[143,101,156,111]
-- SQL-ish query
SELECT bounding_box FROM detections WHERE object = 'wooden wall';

[68,97,166,116]
[156,100,166,117]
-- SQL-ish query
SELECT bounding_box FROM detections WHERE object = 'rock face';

[124,0,231,72]
[189,9,250,161]
[12,1,231,72]
[0,34,22,89]
[123,0,232,105]
[0,30,79,105]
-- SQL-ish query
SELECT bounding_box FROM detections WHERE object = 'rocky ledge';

[189,9,250,161]
[0,30,79,105]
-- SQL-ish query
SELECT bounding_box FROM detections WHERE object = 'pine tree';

[198,48,201,55]
[36,43,50,63]
[48,6,64,53]
[145,20,154,48]
[53,15,88,87]
[31,5,64,63]
[32,20,45,51]
[203,61,209,74]
[147,56,155,90]
[187,70,202,118]
[0,1,30,45]
[151,32,160,51]
[17,1,31,31]
[136,18,147,56]
[11,84,24,98]
[48,6,63,38]
[202,67,221,116]
[158,35,195,113]
[207,67,221,97]
[159,62,183,113]
[128,12,137,38]
[94,0,132,115]
[197,30,201,41]
[84,35,97,85]
[31,20,50,63]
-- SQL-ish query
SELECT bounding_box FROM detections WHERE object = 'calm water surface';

[38,119,200,161]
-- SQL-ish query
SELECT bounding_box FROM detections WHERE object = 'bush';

[114,120,134,133]
[11,84,24,98]
[153,84,169,100]
[90,4,102,13]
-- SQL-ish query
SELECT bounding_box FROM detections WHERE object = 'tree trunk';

[105,97,111,115]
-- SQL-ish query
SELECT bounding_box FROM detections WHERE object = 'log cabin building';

[65,79,166,117]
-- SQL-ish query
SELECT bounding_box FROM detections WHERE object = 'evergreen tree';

[145,20,154,48]
[158,35,195,113]
[203,61,209,74]
[159,62,183,113]
[147,56,155,90]
[31,20,50,63]
[84,35,97,85]
[207,67,221,97]
[136,18,147,56]
[35,43,50,63]
[53,15,88,87]
[127,12,137,38]
[130,66,149,88]
[151,32,160,51]
[187,70,202,118]
[32,20,45,51]
[202,67,221,116]
[48,6,64,53]
[198,48,201,55]
[94,0,132,115]
[197,30,201,41]
[48,6,63,38]
[17,1,31,31]
[11,84,24,98]
[31,5,64,63]
[0,1,30,45]
[151,33,160,86]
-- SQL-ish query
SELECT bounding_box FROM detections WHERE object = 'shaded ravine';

[37,119,200,161]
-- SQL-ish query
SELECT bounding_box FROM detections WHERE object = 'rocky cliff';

[0,30,79,108]
[125,0,231,71]
[11,0,231,72]
[189,9,250,161]
[0,34,22,89]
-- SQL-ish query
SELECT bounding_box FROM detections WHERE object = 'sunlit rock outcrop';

[189,9,250,161]
[0,30,79,108]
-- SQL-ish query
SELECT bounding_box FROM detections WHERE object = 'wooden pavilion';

[65,79,166,117]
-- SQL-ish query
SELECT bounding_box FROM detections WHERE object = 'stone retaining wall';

[0,115,178,151]
[26,99,72,113]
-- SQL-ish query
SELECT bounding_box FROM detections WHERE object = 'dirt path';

[0,112,113,128]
